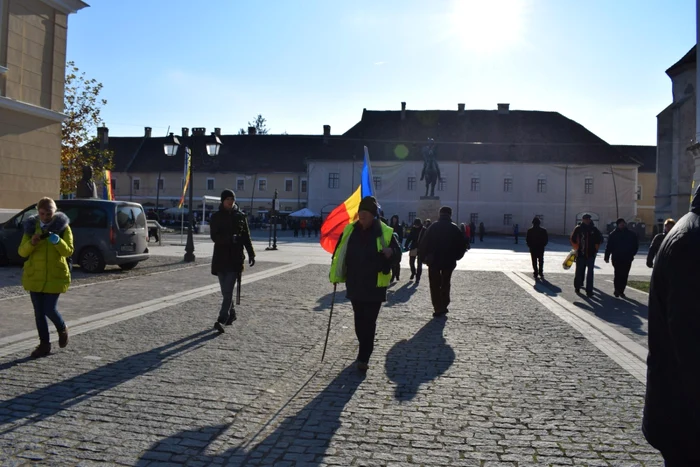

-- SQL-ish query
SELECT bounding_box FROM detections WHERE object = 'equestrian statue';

[420,138,441,197]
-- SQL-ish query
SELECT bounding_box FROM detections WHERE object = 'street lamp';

[164,129,222,262]
[602,167,619,220]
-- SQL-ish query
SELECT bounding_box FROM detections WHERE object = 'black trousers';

[530,249,544,275]
[409,255,422,280]
[351,301,381,363]
[613,259,632,294]
[428,267,453,313]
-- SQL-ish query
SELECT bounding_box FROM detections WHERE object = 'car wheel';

[0,244,8,267]
[79,247,106,273]
[118,262,138,271]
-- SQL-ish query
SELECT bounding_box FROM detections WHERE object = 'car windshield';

[116,205,146,230]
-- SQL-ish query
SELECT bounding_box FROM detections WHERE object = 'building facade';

[615,145,656,235]
[0,0,87,219]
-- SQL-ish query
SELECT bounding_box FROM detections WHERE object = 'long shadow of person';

[532,278,562,297]
[384,282,418,307]
[575,290,648,337]
[313,289,348,312]
[0,329,218,435]
[384,318,455,401]
[136,365,365,466]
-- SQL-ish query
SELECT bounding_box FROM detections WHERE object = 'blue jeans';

[30,292,65,344]
[574,256,596,293]
[217,271,240,324]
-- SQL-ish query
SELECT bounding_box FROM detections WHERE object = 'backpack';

[60,229,73,273]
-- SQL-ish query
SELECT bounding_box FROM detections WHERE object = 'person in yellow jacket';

[19,197,73,358]
[330,196,401,372]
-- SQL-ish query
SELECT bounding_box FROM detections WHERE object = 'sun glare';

[448,0,528,53]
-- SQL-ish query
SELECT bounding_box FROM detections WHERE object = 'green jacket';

[19,212,74,294]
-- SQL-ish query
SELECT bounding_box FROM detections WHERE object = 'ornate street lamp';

[164,130,222,262]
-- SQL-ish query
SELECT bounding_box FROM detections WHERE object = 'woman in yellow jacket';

[18,197,73,358]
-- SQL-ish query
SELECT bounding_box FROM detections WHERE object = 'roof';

[339,109,636,165]
[666,45,696,77]
[613,145,656,173]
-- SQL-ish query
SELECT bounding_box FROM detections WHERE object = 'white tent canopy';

[164,207,188,215]
[288,208,318,218]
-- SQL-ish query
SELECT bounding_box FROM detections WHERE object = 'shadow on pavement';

[313,289,348,312]
[0,356,32,372]
[384,282,418,307]
[136,365,364,466]
[532,277,562,296]
[574,289,648,337]
[0,330,218,435]
[385,318,455,401]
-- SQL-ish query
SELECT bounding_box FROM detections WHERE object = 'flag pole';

[321,283,337,362]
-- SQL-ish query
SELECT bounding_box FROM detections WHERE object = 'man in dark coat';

[646,218,675,268]
[570,213,603,297]
[404,218,425,284]
[526,217,548,279]
[209,189,255,333]
[643,185,700,465]
[604,218,639,298]
[418,206,467,317]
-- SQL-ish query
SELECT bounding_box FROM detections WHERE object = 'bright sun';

[448,0,528,53]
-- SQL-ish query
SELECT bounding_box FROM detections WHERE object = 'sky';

[66,0,696,145]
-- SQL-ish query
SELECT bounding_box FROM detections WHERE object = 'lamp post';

[164,128,222,262]
[603,167,619,220]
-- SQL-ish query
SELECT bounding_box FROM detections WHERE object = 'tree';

[61,61,113,195]
[248,114,269,135]
[238,128,247,135]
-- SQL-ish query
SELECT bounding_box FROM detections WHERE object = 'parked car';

[0,199,149,273]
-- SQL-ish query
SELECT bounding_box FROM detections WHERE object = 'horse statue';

[420,139,441,197]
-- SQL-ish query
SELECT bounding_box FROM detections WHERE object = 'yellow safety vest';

[329,221,393,287]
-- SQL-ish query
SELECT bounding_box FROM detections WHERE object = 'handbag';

[562,249,577,270]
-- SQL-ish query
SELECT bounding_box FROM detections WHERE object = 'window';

[157,178,164,190]
[258,178,267,192]
[584,177,593,194]
[301,179,308,193]
[116,205,146,230]
[285,179,293,192]
[503,214,512,226]
[636,185,642,201]
[537,178,547,193]
[408,212,416,224]
[61,207,108,229]
[536,214,544,225]
[373,176,382,191]
[133,178,140,191]
[470,213,479,224]
[328,173,339,189]
[207,178,215,191]
[470,178,480,192]
[407,176,416,191]
[236,178,245,192]
[438,177,446,191]
[503,177,513,192]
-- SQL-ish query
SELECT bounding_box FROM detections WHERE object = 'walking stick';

[236,273,242,306]
[321,284,337,362]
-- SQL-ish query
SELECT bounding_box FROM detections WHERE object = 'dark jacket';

[418,213,467,270]
[526,225,548,252]
[404,225,424,250]
[570,223,603,259]
[646,233,665,268]
[209,204,255,275]
[342,220,401,302]
[643,186,700,459]
[604,227,639,263]
[389,216,404,244]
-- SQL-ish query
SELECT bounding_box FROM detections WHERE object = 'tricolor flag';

[103,170,114,200]
[178,149,191,209]
[319,146,375,253]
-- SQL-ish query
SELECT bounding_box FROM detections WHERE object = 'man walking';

[604,218,639,298]
[404,218,425,285]
[643,186,700,465]
[419,206,467,317]
[647,218,675,268]
[513,223,519,244]
[570,213,602,297]
[210,189,255,333]
[526,217,548,279]
[330,196,401,372]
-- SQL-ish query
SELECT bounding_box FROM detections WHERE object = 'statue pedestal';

[417,196,441,223]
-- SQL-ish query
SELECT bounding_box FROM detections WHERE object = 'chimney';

[214,127,221,136]
[97,125,109,149]
[144,127,152,138]
[497,103,510,114]
[401,102,406,120]
[248,126,256,136]
[323,125,331,136]
[182,127,189,137]
[458,103,465,115]
[192,127,206,136]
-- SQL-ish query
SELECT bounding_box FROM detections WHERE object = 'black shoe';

[586,292,594,298]
[30,342,51,359]
[410,273,415,280]
[433,308,448,318]
[620,293,627,299]
[214,322,225,333]
[539,273,544,280]
[614,291,620,298]
[396,275,400,281]
[415,277,420,286]
[58,327,69,348]
[225,312,237,326]
[575,288,581,294]
[357,361,368,372]
[533,272,538,279]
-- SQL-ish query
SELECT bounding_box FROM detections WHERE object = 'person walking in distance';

[570,213,603,297]
[643,186,700,465]
[419,206,467,318]
[513,223,519,244]
[647,218,675,268]
[604,218,639,298]
[404,218,426,285]
[526,217,548,279]
[389,215,404,281]
[330,196,401,372]
[478,222,485,242]
[469,221,476,244]
[19,197,73,358]
[210,189,255,333]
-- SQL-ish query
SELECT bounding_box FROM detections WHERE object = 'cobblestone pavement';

[0,265,662,466]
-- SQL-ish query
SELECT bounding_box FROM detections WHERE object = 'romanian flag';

[103,170,114,200]
[319,146,375,253]
[178,150,191,209]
